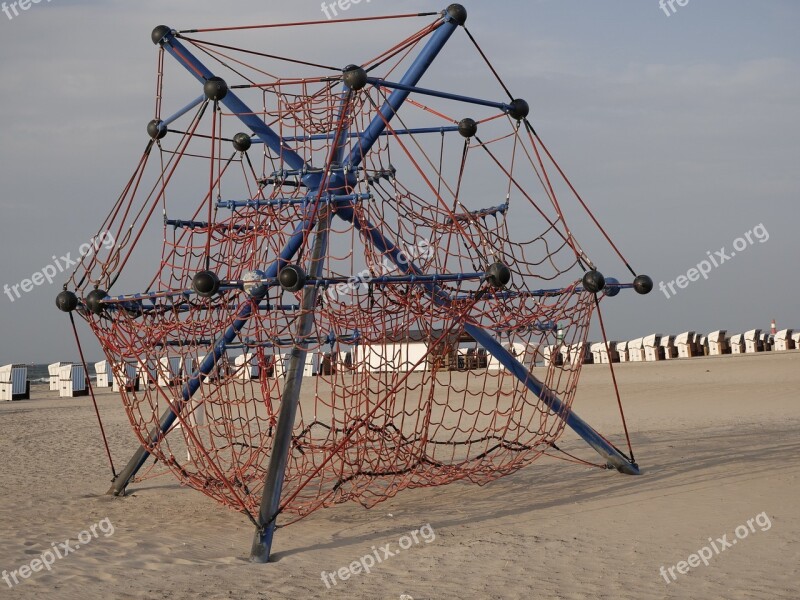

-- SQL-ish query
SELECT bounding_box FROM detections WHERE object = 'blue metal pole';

[365,77,512,112]
[160,94,206,127]
[250,88,353,563]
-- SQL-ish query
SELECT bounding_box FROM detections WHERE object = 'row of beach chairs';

[543,329,799,366]
[91,353,320,392]
[3,329,796,401]
[0,363,87,401]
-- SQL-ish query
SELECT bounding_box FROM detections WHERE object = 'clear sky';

[0,0,797,364]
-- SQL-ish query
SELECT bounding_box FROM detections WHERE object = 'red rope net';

[67,12,630,525]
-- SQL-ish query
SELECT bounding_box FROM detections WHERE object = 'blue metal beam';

[366,77,511,112]
[161,94,206,127]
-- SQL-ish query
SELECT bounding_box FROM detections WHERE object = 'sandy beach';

[1,351,798,599]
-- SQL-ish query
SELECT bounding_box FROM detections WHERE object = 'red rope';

[594,296,635,461]
[183,12,441,34]
[69,314,117,478]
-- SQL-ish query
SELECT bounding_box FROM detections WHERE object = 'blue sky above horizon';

[0,0,797,364]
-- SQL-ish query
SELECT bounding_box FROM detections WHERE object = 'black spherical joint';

[147,119,167,140]
[204,77,228,102]
[446,4,468,26]
[232,133,252,152]
[151,25,172,45]
[193,270,221,298]
[582,270,606,294]
[342,65,368,91]
[634,274,654,295]
[604,277,621,298]
[508,99,530,121]
[458,118,478,138]
[278,264,307,293]
[85,289,108,315]
[485,262,512,289]
[56,290,79,313]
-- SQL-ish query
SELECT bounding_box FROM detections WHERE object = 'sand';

[0,352,798,599]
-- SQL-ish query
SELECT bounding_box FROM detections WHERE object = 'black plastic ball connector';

[84,289,108,315]
[604,277,621,298]
[458,118,478,139]
[232,133,252,152]
[485,262,512,289]
[147,119,167,140]
[508,99,530,121]
[151,25,171,46]
[446,4,468,26]
[278,265,307,293]
[342,65,368,91]
[56,290,79,313]
[204,77,228,102]
[193,271,221,298]
[582,270,606,294]
[634,274,654,295]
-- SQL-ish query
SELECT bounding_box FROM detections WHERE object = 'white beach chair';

[405,342,430,372]
[707,331,728,356]
[729,334,745,355]
[95,360,111,387]
[675,332,695,358]
[660,335,677,360]
[792,332,800,350]
[744,330,762,353]
[112,361,138,392]
[157,356,183,386]
[543,345,564,367]
[774,329,795,352]
[569,342,591,365]
[760,333,773,352]
[59,364,87,398]
[591,342,620,364]
[273,354,288,378]
[696,334,708,356]
[643,334,662,362]
[558,345,571,365]
[303,352,316,377]
[628,338,645,362]
[0,364,29,401]
[590,343,605,364]
[233,353,260,380]
[48,362,69,391]
[615,341,629,363]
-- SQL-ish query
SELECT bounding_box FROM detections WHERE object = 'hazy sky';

[0,0,797,365]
